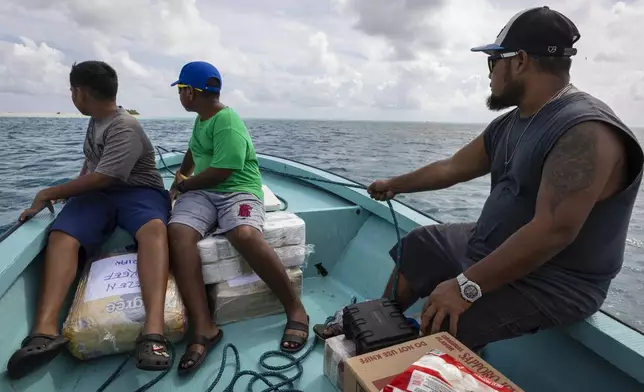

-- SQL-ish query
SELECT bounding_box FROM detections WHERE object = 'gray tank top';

[466,87,644,321]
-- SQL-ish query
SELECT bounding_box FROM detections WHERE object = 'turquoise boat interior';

[1,150,643,391]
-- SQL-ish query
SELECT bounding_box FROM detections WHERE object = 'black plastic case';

[342,298,418,355]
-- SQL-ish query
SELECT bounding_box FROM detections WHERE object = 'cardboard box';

[344,332,523,392]
[209,267,303,325]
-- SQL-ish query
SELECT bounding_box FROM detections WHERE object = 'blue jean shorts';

[169,191,265,237]
[50,186,171,252]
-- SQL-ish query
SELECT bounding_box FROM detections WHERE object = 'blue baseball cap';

[170,61,222,93]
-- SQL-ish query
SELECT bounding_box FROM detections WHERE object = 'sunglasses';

[176,83,203,93]
[487,51,518,73]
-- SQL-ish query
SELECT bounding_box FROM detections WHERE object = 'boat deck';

[37,276,359,392]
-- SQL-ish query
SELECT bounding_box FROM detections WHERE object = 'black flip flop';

[313,322,344,341]
[135,333,171,371]
[178,329,224,376]
[280,315,310,353]
[313,324,326,341]
[7,333,69,380]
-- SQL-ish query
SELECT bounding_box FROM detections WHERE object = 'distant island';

[126,109,140,115]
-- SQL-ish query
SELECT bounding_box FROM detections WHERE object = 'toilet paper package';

[198,211,306,263]
[201,244,314,284]
[62,251,187,360]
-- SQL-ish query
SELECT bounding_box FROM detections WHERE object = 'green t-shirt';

[188,107,263,201]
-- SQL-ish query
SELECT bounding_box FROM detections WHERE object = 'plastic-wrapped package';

[201,244,314,284]
[383,349,513,392]
[62,251,187,360]
[198,211,306,263]
[202,257,244,285]
[209,267,303,325]
[324,334,356,391]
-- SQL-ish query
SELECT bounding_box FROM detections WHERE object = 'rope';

[96,343,175,392]
[276,194,289,211]
[97,338,317,392]
[203,340,318,392]
[257,167,405,301]
[97,146,422,391]
[155,146,179,178]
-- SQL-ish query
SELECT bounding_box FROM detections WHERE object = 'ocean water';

[1,116,643,333]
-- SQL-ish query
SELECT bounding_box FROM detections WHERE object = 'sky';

[0,0,642,125]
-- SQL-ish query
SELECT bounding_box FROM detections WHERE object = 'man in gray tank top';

[314,6,644,351]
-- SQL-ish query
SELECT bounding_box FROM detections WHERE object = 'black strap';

[188,334,216,347]
[20,333,59,347]
[284,320,309,332]
[136,333,168,345]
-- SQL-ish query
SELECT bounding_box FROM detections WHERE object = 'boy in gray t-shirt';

[82,106,164,189]
[8,61,172,380]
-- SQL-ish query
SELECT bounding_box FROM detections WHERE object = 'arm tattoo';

[543,124,598,214]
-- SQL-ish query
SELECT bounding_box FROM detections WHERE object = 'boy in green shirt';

[167,61,309,375]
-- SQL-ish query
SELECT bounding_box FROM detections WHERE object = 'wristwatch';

[456,273,482,303]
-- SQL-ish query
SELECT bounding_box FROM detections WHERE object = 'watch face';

[463,283,479,300]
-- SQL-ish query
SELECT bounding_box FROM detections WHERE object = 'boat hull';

[0,151,641,391]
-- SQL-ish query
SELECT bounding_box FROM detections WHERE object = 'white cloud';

[331,0,447,61]
[0,0,643,125]
[0,37,69,96]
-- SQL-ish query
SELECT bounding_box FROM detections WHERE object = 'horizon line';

[2,112,643,129]
[0,112,490,126]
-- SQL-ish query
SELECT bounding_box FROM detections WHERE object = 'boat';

[1,148,643,392]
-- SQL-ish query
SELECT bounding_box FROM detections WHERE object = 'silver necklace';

[504,83,574,170]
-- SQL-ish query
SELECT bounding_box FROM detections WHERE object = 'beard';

[486,69,525,111]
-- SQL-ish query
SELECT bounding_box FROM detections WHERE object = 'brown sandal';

[7,333,69,380]
[178,329,224,375]
[280,316,310,353]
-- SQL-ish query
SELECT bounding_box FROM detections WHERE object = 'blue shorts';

[50,186,171,252]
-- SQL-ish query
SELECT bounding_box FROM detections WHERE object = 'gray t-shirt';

[83,107,164,189]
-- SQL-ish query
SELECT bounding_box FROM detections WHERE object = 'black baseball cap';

[471,6,580,57]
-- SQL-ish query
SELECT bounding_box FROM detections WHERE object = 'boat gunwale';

[0,150,642,385]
